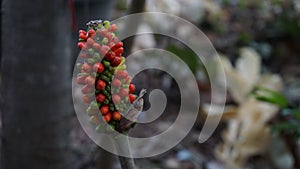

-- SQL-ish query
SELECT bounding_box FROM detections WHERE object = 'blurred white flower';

[131,24,156,52]
[201,47,293,169]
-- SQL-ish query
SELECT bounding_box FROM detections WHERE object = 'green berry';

[102,38,108,44]
[103,20,110,29]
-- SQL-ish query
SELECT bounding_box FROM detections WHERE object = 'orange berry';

[113,111,121,121]
[96,80,106,90]
[103,113,111,122]
[109,24,117,32]
[93,62,104,74]
[96,93,106,103]
[100,105,109,115]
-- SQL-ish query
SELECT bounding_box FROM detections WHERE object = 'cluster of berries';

[76,20,137,131]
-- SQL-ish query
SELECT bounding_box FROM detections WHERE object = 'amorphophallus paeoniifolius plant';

[76,20,146,134]
[75,20,147,169]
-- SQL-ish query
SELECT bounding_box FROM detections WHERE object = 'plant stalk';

[114,89,146,169]
[118,155,135,169]
[114,135,136,169]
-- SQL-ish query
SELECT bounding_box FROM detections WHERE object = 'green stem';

[114,135,136,169]
[118,155,135,169]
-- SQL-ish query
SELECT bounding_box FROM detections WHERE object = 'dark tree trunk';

[1,0,73,169]
[72,1,116,169]
[122,0,146,56]
[71,0,116,64]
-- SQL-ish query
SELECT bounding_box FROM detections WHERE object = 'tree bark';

[1,0,73,169]
[123,0,146,56]
[72,1,116,169]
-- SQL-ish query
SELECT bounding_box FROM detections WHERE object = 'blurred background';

[1,0,300,169]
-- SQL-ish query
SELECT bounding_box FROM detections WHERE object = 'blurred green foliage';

[166,45,201,74]
[115,0,128,10]
[277,13,300,37]
[251,86,289,108]
[251,86,300,141]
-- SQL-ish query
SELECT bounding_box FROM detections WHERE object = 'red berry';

[81,84,93,94]
[79,30,87,34]
[111,37,119,43]
[103,113,111,122]
[112,94,121,104]
[100,105,109,115]
[109,24,117,32]
[115,70,128,79]
[82,95,90,104]
[119,88,129,98]
[111,57,121,67]
[111,42,123,51]
[115,70,122,79]
[77,76,86,84]
[100,45,110,56]
[96,80,106,90]
[129,84,136,93]
[113,111,121,121]
[87,29,96,37]
[79,33,87,40]
[125,76,132,83]
[77,42,85,49]
[129,94,136,103]
[114,47,124,56]
[92,43,101,50]
[108,42,115,48]
[105,52,115,61]
[121,71,128,78]
[85,76,95,86]
[87,38,94,46]
[90,33,96,39]
[100,29,108,37]
[83,43,89,50]
[112,78,122,88]
[96,93,106,103]
[81,63,92,73]
[93,62,104,74]
[80,53,88,59]
[106,33,113,41]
